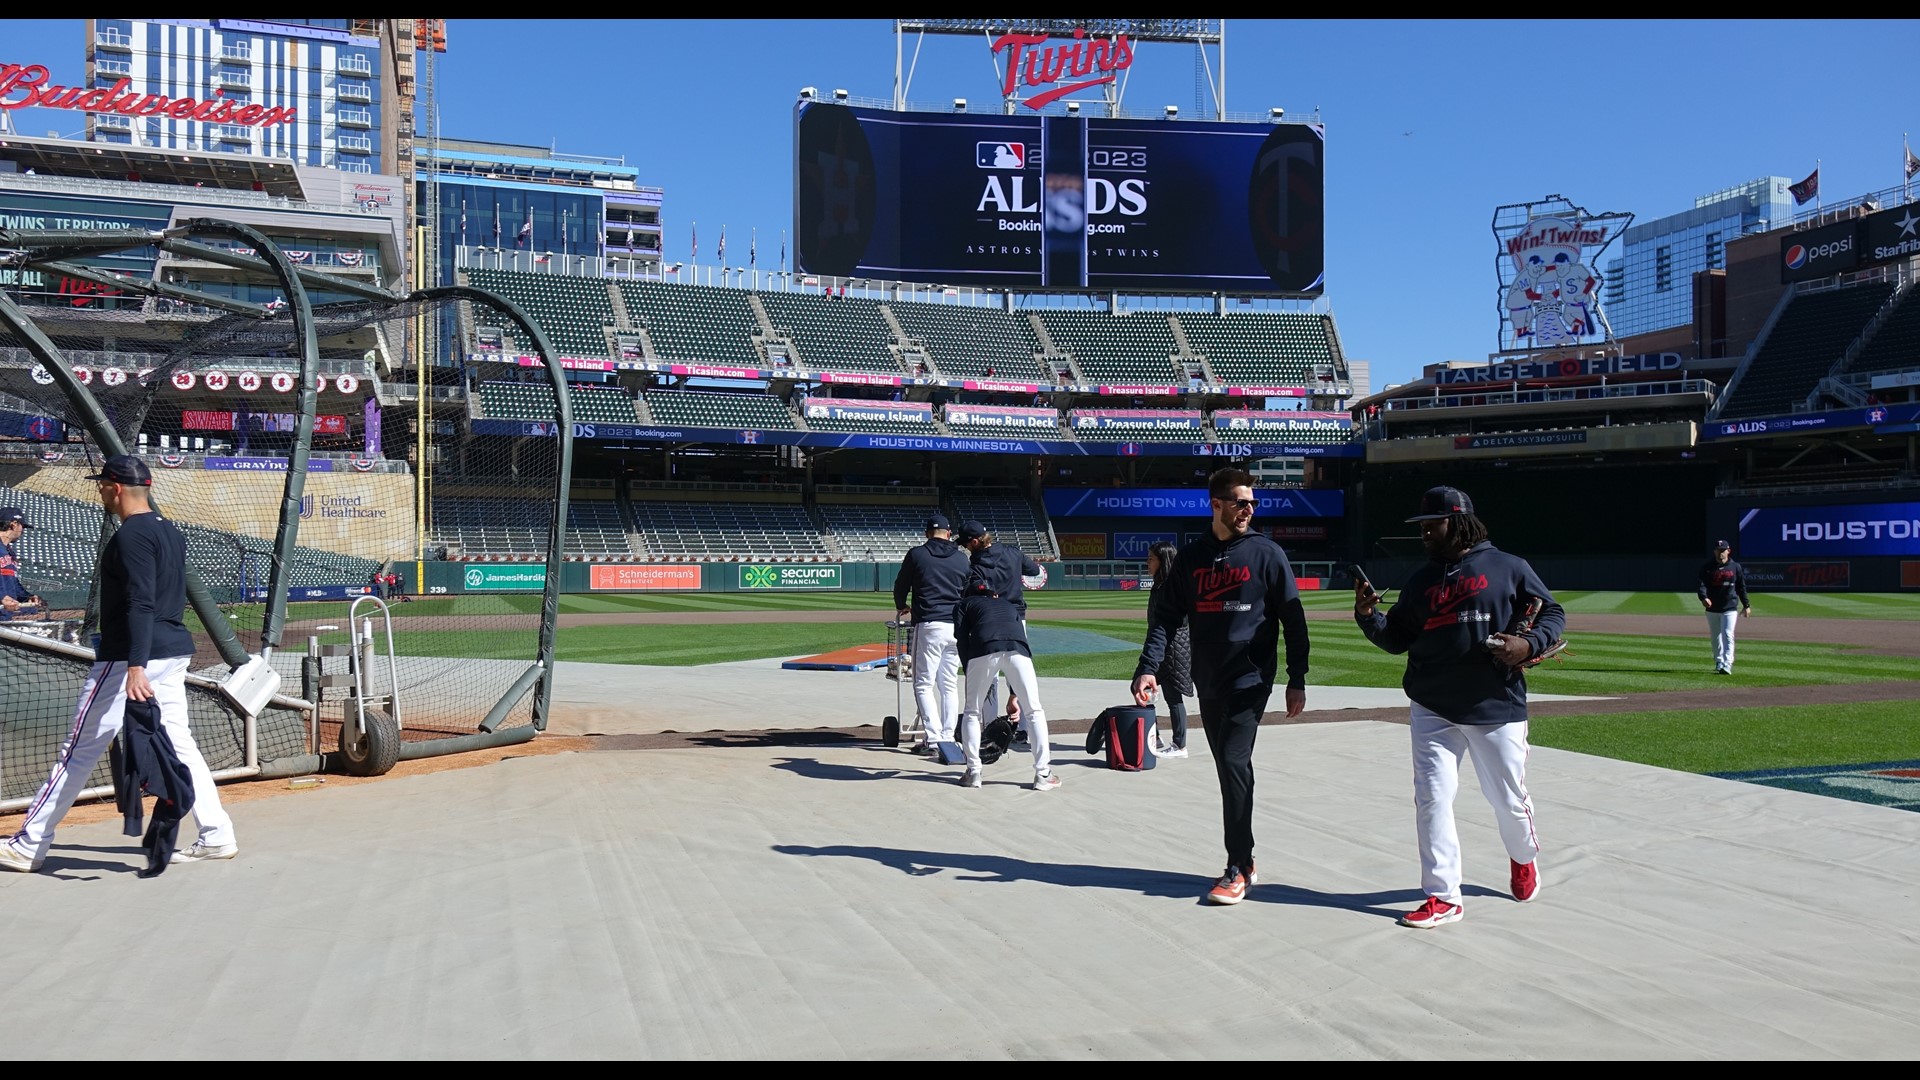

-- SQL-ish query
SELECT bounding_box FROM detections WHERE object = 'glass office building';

[1603,177,1796,339]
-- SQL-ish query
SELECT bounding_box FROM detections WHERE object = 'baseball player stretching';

[1354,486,1563,929]
[0,456,239,874]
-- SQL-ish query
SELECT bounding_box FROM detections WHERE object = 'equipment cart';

[880,618,925,749]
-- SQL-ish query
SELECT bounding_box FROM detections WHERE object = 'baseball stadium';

[1,17,1917,1061]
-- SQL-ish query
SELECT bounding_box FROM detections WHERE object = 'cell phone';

[1348,563,1377,595]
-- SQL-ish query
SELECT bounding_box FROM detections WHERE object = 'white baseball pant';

[1706,610,1739,672]
[959,651,1050,776]
[910,620,961,744]
[6,655,236,862]
[1409,703,1538,905]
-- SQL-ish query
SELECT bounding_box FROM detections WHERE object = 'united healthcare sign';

[1735,501,1920,557]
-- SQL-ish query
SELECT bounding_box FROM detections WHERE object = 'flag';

[750,228,757,268]
[493,202,501,246]
[1788,167,1819,206]
[459,199,467,246]
[516,207,533,247]
[780,230,787,272]
[718,225,727,264]
[1906,137,1919,180]
[691,220,697,260]
[626,221,635,248]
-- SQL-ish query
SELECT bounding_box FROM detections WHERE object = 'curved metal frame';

[0,223,573,735]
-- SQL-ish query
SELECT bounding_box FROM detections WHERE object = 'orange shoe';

[1206,865,1249,905]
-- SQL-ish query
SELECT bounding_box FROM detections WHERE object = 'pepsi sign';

[1780,219,1861,284]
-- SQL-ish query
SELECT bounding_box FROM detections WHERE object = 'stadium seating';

[945,489,1056,559]
[886,302,1050,383]
[1719,282,1895,418]
[1175,311,1336,387]
[617,280,764,368]
[1038,310,1183,385]
[464,268,617,360]
[564,499,636,559]
[1845,285,1920,375]
[758,292,904,375]
[625,498,831,560]
[644,390,799,429]
[817,502,941,562]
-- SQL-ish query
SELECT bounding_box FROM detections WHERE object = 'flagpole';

[1906,134,1912,204]
[1816,158,1822,212]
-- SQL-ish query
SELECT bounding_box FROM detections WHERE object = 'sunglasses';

[1214,497,1258,511]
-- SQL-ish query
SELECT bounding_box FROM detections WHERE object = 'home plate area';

[1714,760,1920,812]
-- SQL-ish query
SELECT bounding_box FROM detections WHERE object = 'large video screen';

[794,101,1324,296]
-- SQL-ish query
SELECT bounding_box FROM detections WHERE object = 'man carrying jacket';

[1355,485,1564,929]
[1132,467,1311,906]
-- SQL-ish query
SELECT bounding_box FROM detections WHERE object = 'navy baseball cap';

[1405,486,1474,522]
[86,454,153,486]
[1714,539,1731,551]
[956,519,989,542]
[0,507,28,529]
[924,512,951,532]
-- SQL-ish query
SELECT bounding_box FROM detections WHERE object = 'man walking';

[1354,485,1563,929]
[1697,539,1751,675]
[893,512,970,751]
[1,455,239,873]
[1131,467,1310,906]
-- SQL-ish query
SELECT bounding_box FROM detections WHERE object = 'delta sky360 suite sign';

[793,101,1325,296]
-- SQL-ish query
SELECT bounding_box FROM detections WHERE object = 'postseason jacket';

[1697,558,1750,614]
[893,536,970,624]
[1355,540,1565,726]
[1135,529,1310,698]
[0,537,32,605]
[968,543,1042,617]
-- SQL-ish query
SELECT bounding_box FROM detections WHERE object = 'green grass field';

[256,589,1920,775]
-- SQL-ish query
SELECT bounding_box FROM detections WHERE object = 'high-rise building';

[84,19,385,175]
[1603,177,1796,340]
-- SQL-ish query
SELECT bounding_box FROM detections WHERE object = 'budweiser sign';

[0,64,296,127]
[992,29,1134,110]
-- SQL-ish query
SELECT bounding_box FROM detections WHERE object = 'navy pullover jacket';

[954,589,1031,665]
[1354,540,1565,726]
[894,536,970,624]
[1697,558,1750,614]
[968,542,1041,617]
[97,512,195,666]
[1135,529,1310,697]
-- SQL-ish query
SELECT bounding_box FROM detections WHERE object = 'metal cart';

[881,618,925,749]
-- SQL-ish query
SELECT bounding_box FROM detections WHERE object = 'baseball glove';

[1487,597,1570,669]
[978,716,1018,765]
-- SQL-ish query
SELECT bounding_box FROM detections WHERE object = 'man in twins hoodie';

[1355,486,1564,929]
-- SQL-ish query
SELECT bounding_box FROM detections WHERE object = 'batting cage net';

[0,220,571,807]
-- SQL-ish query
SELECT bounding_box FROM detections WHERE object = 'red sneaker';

[1206,866,1249,905]
[1511,858,1540,903]
[1399,896,1463,929]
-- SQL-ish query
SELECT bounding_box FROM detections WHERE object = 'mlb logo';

[977,142,1026,169]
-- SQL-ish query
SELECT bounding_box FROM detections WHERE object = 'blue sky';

[6,19,1920,390]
